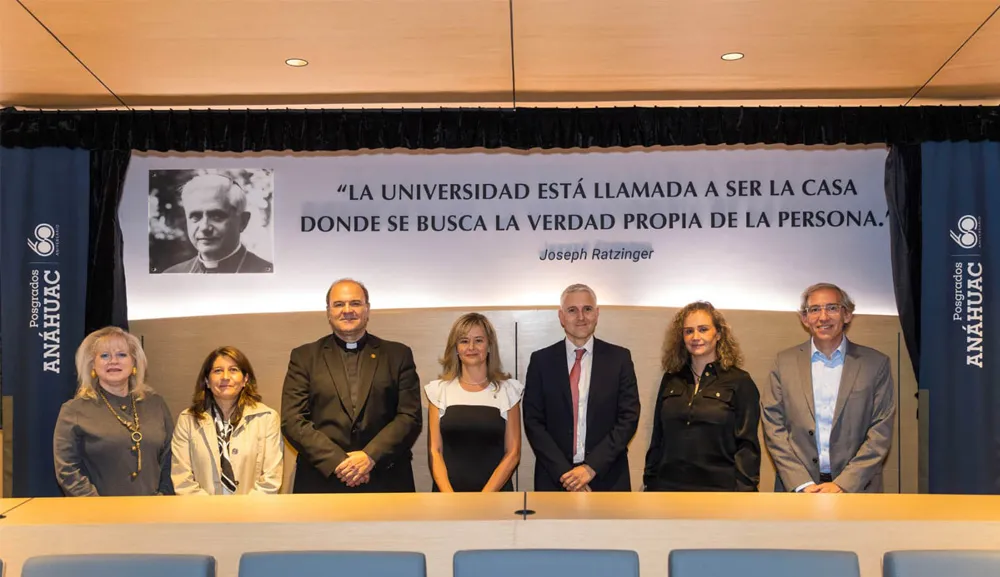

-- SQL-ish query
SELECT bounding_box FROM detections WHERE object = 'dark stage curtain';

[87,150,131,333]
[884,145,922,380]
[3,106,1000,151]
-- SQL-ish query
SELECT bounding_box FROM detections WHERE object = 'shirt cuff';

[794,481,815,492]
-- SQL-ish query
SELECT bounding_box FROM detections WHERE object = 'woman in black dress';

[644,302,761,491]
[425,313,522,492]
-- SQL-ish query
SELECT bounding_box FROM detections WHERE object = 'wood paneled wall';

[131,306,917,493]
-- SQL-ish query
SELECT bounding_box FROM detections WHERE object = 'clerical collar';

[199,244,245,270]
[333,332,368,352]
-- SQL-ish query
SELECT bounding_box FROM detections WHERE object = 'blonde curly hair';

[661,302,744,374]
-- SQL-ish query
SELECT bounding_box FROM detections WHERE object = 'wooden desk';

[0,497,31,516]
[1,493,998,577]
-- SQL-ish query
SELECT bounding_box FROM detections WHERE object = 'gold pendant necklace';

[98,389,142,479]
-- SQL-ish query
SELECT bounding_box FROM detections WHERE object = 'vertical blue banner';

[921,141,1000,494]
[0,147,89,497]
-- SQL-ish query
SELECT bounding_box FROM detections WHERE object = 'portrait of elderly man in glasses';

[761,282,895,494]
[163,173,273,274]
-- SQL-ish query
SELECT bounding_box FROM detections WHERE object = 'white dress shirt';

[565,336,594,464]
[795,336,848,492]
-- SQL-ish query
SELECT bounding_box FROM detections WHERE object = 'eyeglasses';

[803,304,844,316]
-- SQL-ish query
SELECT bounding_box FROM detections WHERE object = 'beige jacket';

[171,402,283,495]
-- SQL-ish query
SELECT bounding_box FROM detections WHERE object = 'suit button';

[808,430,815,436]
[812,458,819,463]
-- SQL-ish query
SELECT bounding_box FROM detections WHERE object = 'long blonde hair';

[438,313,511,385]
[73,326,152,400]
[661,302,744,374]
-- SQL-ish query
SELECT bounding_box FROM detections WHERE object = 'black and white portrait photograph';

[148,169,274,274]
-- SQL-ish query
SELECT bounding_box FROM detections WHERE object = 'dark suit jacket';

[281,333,422,493]
[523,338,640,491]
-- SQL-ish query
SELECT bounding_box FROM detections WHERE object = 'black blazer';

[281,333,422,493]
[523,338,640,491]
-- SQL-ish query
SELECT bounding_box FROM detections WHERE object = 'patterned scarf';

[211,403,238,493]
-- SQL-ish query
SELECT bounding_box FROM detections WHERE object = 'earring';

[90,369,97,379]
[131,367,137,376]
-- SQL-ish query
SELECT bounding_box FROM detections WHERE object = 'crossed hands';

[560,464,596,492]
[803,482,843,493]
[335,451,374,487]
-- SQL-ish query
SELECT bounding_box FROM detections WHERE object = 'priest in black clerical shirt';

[280,278,422,493]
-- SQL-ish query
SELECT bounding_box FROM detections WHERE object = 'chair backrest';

[884,550,1000,577]
[22,554,215,577]
[239,551,425,577]
[669,549,860,577]
[454,549,639,577]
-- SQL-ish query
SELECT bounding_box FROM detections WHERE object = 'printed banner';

[0,147,89,497]
[921,141,1000,494]
[120,148,894,319]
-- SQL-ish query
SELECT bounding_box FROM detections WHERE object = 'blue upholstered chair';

[883,550,1000,577]
[239,551,426,577]
[22,554,215,577]
[454,549,639,577]
[669,549,860,577]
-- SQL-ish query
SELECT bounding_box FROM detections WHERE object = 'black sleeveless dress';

[435,405,513,492]
[426,379,522,492]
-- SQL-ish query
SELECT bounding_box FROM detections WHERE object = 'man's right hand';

[344,473,370,488]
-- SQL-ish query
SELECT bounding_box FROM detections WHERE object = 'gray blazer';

[761,339,895,493]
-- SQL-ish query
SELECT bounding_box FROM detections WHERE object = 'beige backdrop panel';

[131,306,917,494]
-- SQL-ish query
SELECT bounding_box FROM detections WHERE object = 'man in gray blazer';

[761,282,895,493]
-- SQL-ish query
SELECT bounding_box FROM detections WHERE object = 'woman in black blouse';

[644,302,760,491]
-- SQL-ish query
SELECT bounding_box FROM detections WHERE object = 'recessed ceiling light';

[721,52,744,61]
[285,58,309,67]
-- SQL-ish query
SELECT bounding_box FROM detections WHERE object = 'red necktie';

[569,348,585,453]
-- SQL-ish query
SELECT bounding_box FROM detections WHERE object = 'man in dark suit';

[762,282,895,493]
[281,278,422,492]
[523,283,640,492]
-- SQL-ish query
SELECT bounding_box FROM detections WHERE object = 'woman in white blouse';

[171,346,283,494]
[425,313,523,492]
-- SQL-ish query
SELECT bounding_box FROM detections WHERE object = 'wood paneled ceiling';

[1,0,998,109]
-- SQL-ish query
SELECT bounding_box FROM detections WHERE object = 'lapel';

[233,406,265,437]
[354,335,381,420]
[196,415,222,466]
[551,340,574,411]
[586,339,608,427]
[321,336,354,416]
[832,341,861,427]
[796,341,816,421]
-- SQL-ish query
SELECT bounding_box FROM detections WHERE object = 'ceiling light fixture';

[720,52,744,61]
[285,58,309,67]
